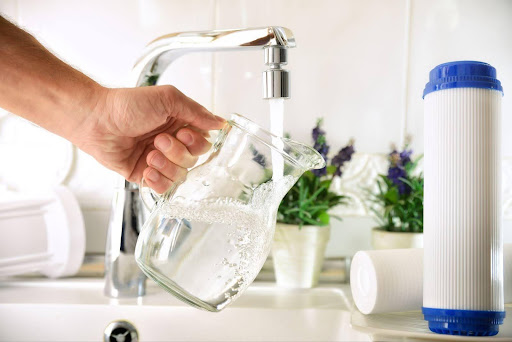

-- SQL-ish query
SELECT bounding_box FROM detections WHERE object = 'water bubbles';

[153,175,296,308]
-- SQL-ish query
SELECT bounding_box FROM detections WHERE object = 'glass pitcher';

[135,113,325,312]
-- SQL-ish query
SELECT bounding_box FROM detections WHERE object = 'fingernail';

[155,135,172,151]
[150,153,166,169]
[147,169,160,182]
[215,115,225,122]
[179,132,194,146]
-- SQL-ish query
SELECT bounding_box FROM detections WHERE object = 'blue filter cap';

[423,61,503,98]
[422,307,506,336]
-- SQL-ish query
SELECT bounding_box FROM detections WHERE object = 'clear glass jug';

[135,114,325,312]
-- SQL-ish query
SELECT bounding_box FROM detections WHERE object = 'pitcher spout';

[228,114,325,173]
[283,139,326,171]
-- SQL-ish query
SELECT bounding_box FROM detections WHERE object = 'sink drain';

[104,320,138,342]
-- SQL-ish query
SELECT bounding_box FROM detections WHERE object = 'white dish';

[0,186,85,278]
[351,307,512,341]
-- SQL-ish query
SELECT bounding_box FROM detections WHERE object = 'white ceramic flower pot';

[371,227,423,249]
[271,223,330,288]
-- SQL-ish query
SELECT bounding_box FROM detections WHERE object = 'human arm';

[0,16,225,193]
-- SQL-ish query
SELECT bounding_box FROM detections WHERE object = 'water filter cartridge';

[423,61,505,336]
[350,245,512,315]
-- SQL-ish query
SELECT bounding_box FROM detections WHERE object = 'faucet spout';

[132,26,296,91]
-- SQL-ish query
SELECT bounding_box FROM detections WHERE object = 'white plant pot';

[371,227,423,250]
[271,223,330,288]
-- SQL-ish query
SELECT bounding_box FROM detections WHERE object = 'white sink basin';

[0,278,369,341]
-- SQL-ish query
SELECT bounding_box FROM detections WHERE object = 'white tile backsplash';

[405,0,512,155]
[213,0,408,153]
[1,0,512,255]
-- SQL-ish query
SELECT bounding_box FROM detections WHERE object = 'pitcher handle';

[139,176,161,211]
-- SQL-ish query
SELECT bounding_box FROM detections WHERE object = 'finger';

[143,167,173,194]
[154,133,198,168]
[176,127,212,156]
[126,142,154,183]
[146,150,188,182]
[161,85,226,131]
[182,125,211,138]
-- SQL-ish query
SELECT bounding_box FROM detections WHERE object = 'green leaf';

[384,187,399,203]
[320,179,332,189]
[326,165,337,175]
[318,211,330,225]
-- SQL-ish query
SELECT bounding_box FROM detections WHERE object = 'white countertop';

[0,278,511,341]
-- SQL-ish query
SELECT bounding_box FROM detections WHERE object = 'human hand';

[77,85,225,193]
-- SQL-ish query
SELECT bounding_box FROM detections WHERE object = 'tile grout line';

[400,0,412,147]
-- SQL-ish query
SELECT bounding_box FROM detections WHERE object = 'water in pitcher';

[136,113,325,312]
[137,175,295,311]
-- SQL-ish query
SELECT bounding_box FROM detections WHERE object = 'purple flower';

[331,144,355,177]
[311,120,329,177]
[400,149,412,166]
[387,147,414,195]
[388,166,409,194]
[312,126,325,144]
[312,143,330,177]
[389,150,400,166]
[312,167,328,177]
[312,119,326,144]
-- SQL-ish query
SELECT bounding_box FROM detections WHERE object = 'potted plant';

[272,119,355,288]
[369,143,424,249]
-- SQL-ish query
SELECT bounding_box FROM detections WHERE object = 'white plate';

[351,306,512,341]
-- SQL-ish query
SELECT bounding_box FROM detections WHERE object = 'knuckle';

[176,167,188,181]
[155,178,172,194]
[190,156,199,166]
[155,184,169,195]
[146,150,158,164]
[172,143,187,162]
[163,85,181,103]
[167,163,179,180]
[165,162,184,181]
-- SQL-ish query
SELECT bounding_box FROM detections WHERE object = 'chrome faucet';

[104,26,296,297]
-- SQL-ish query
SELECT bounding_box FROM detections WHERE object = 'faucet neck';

[132,26,296,94]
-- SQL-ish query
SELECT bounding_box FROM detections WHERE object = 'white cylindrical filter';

[423,61,505,336]
[351,245,512,315]
[350,248,423,314]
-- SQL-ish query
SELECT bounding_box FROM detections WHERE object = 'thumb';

[160,85,226,131]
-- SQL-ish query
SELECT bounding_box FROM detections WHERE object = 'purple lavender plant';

[277,118,355,227]
[311,119,330,177]
[332,142,355,177]
[387,148,413,195]
[370,143,423,232]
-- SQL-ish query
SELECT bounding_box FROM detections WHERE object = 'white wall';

[0,0,511,256]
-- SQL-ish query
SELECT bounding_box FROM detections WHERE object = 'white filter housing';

[350,245,512,315]
[422,61,504,336]
[424,87,503,311]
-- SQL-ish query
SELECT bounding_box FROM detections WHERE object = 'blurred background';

[0,0,511,257]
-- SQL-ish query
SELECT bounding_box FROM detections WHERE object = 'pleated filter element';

[350,248,423,314]
[351,245,512,315]
[424,87,503,311]
[422,61,505,336]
